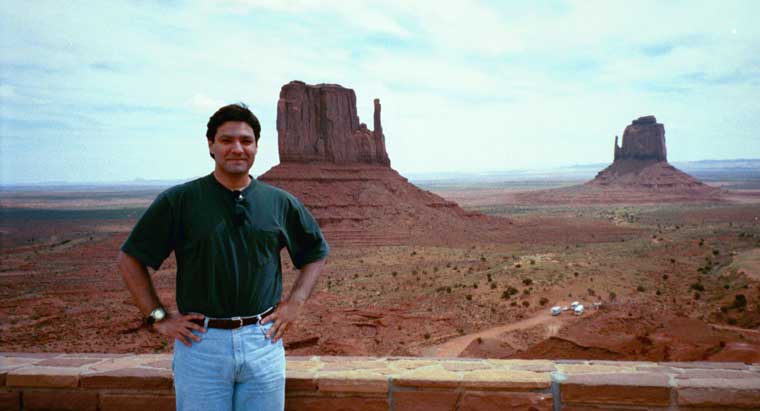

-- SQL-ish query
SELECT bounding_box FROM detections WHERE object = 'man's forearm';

[286,258,326,304]
[118,251,162,316]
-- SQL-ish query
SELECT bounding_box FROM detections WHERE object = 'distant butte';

[614,115,666,162]
[589,115,715,192]
[259,81,511,245]
[508,115,722,204]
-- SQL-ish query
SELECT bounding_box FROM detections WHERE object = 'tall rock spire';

[372,98,388,166]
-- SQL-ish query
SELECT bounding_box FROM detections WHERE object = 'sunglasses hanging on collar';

[232,190,246,227]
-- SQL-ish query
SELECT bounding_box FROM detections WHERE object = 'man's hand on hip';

[261,300,303,342]
[153,312,207,347]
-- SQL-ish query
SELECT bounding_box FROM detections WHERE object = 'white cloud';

[190,93,226,113]
[219,0,410,37]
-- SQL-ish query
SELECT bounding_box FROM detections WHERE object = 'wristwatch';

[146,307,167,326]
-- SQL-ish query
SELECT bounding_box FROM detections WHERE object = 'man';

[118,103,329,411]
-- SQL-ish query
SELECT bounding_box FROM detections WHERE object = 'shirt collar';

[208,172,256,196]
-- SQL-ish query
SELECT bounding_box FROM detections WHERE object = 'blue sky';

[1,0,758,184]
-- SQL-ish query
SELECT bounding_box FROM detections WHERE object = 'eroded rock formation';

[276,81,390,166]
[588,115,718,197]
[613,115,667,162]
[261,81,511,245]
[514,115,722,204]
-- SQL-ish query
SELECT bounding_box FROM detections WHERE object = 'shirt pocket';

[248,228,282,268]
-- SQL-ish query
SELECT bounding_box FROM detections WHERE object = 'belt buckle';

[231,316,243,329]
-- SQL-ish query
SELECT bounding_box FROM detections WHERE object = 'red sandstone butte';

[260,81,511,246]
[614,115,667,162]
[588,115,719,196]
[276,81,390,166]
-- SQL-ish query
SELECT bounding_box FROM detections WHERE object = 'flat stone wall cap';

[442,361,492,372]
[35,358,102,368]
[58,353,132,359]
[286,358,323,372]
[321,360,390,372]
[80,367,173,390]
[676,369,757,380]
[511,363,557,373]
[459,369,552,390]
[0,353,59,359]
[634,365,681,374]
[589,360,656,367]
[555,359,589,364]
[320,355,379,363]
[6,366,80,388]
[486,359,555,369]
[89,355,171,372]
[392,364,463,388]
[677,377,760,389]
[564,372,670,387]
[145,359,172,369]
[316,371,388,393]
[558,364,637,375]
[0,357,42,370]
[663,361,748,370]
[387,359,440,371]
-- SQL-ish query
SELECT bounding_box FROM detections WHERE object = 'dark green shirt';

[121,173,329,317]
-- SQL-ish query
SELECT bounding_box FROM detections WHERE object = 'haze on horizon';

[1,1,759,185]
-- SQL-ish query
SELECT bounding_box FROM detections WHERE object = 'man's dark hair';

[206,103,261,142]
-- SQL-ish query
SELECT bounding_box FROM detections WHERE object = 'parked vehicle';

[574,304,585,315]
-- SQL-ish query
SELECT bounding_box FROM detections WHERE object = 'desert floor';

[1,182,759,362]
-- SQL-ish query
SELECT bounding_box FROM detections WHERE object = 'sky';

[1,0,759,184]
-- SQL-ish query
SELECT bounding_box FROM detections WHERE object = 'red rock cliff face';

[614,115,667,162]
[276,81,390,166]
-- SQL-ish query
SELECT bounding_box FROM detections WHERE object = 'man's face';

[208,121,257,176]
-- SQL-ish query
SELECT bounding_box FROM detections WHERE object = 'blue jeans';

[173,320,285,411]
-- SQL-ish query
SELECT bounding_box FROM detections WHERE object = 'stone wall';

[2,353,759,410]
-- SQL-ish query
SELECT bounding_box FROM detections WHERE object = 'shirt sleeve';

[283,196,329,269]
[121,192,176,270]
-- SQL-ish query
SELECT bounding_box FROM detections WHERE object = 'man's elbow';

[117,250,129,270]
[117,251,143,279]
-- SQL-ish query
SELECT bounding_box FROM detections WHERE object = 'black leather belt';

[191,307,274,330]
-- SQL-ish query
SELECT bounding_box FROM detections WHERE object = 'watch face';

[152,308,166,321]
